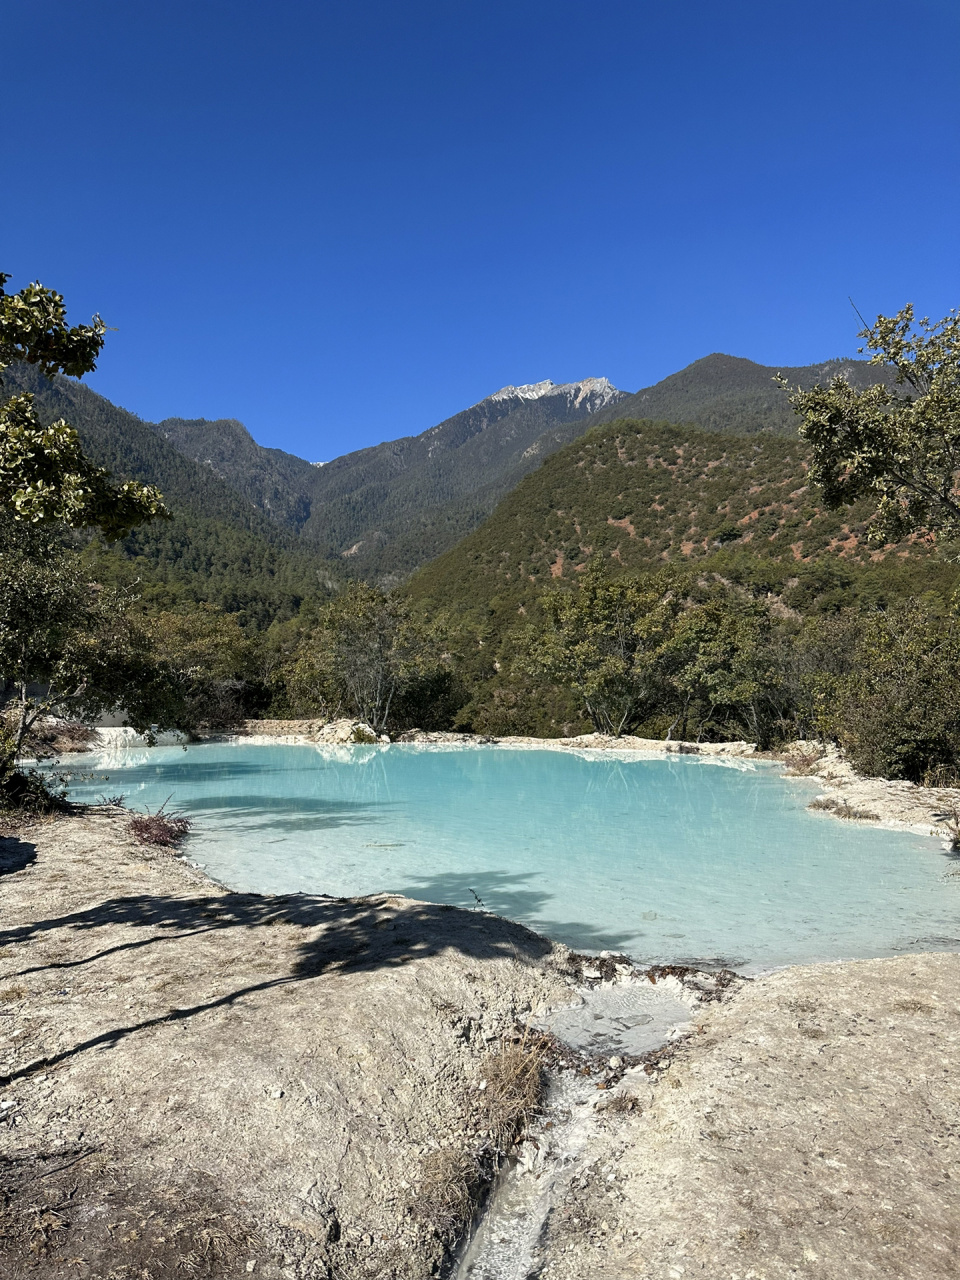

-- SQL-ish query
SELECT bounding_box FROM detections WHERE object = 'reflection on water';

[52,743,960,971]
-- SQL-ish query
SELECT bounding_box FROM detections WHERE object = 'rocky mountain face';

[149,377,628,582]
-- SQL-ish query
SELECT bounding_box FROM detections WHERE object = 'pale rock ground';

[790,742,960,841]
[535,953,960,1280]
[233,721,757,756]
[0,813,572,1279]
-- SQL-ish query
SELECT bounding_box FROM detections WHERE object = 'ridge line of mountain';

[5,350,897,591]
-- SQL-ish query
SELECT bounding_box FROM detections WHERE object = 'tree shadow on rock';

[0,835,38,876]
[0,882,559,1086]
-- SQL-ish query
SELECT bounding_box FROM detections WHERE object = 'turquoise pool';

[55,742,959,970]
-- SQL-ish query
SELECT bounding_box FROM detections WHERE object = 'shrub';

[129,802,191,848]
[834,602,960,782]
[0,764,67,821]
[808,796,880,821]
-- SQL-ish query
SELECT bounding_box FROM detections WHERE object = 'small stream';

[452,975,699,1280]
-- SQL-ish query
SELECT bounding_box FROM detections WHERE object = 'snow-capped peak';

[487,376,621,408]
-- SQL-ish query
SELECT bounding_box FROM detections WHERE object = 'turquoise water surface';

[56,742,960,970]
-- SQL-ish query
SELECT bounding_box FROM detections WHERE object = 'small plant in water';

[808,795,879,821]
[128,798,191,848]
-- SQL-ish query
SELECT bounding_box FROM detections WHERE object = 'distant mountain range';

[587,353,892,436]
[5,350,904,605]
[154,377,626,582]
[137,354,896,582]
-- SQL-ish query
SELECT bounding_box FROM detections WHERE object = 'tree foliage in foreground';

[0,272,175,802]
[0,520,160,777]
[785,305,960,545]
[0,273,167,539]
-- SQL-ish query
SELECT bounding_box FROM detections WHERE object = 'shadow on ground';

[0,835,560,1087]
[0,837,37,876]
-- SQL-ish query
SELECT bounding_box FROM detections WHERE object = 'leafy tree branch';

[783,305,960,544]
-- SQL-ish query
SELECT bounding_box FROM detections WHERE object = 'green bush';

[832,601,960,781]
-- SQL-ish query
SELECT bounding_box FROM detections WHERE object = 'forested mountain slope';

[5,365,337,626]
[152,378,626,581]
[408,416,957,621]
[146,356,895,582]
[587,353,894,436]
[4,353,906,610]
[155,415,320,529]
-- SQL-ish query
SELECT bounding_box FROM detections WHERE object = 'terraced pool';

[55,741,960,970]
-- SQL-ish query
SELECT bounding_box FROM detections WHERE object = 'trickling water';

[452,978,694,1280]
[453,1072,598,1280]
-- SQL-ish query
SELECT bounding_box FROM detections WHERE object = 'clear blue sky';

[3,1,958,460]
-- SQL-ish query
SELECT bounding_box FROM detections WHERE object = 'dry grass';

[412,1147,480,1240]
[893,998,935,1015]
[480,1032,546,1148]
[808,796,879,821]
[411,1032,547,1245]
[781,755,822,777]
[924,764,960,788]
[47,721,97,753]
[599,1091,641,1114]
[933,806,960,852]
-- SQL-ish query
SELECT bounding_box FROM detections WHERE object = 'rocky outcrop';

[778,742,960,843]
[240,718,389,744]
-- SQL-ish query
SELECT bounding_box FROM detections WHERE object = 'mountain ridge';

[4,350,904,596]
[151,377,630,581]
[3,364,338,626]
[587,352,893,436]
[406,412,955,625]
[144,353,896,582]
